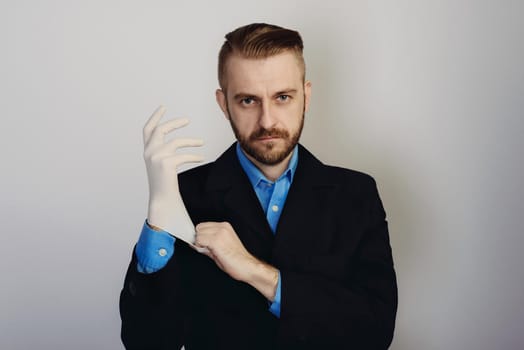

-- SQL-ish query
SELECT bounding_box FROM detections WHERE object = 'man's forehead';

[224,52,303,94]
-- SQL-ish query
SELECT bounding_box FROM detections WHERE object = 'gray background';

[1,0,523,349]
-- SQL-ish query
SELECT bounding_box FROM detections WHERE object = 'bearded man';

[120,23,398,350]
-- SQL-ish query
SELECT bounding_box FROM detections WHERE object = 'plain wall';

[1,1,523,349]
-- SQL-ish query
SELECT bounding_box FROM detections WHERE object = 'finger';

[161,153,205,168]
[194,223,226,245]
[147,137,203,159]
[196,222,232,235]
[147,118,190,149]
[196,222,221,231]
[194,227,214,238]
[188,242,210,254]
[162,137,204,153]
[195,224,216,237]
[143,105,166,144]
[194,231,211,249]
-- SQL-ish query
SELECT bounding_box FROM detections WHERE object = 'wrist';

[145,219,162,232]
[244,258,279,302]
[147,199,176,229]
[146,199,196,243]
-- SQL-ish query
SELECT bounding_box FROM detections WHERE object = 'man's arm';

[190,222,280,302]
[120,106,204,349]
[190,181,397,348]
[120,237,187,350]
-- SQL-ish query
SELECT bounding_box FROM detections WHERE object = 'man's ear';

[215,89,229,120]
[304,81,312,113]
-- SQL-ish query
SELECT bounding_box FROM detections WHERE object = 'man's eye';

[277,95,290,102]
[241,97,255,105]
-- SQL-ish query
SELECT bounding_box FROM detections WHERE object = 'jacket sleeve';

[278,180,398,349]
[119,238,188,350]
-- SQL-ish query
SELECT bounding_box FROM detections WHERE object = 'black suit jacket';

[120,143,398,350]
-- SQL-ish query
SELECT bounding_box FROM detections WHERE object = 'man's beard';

[227,108,305,166]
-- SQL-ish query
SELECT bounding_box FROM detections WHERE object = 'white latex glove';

[143,105,204,247]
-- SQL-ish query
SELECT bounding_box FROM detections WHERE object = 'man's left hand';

[192,221,279,301]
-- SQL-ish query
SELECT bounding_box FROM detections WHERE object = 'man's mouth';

[250,128,288,142]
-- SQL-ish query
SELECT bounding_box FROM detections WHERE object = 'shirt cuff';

[135,219,176,274]
[268,271,281,318]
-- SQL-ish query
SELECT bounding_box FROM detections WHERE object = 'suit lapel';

[206,144,275,260]
[272,145,339,267]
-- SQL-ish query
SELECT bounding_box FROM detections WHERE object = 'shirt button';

[158,248,167,257]
[271,205,279,212]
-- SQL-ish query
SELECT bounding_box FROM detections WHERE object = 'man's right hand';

[143,105,204,244]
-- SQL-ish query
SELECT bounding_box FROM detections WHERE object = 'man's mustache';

[249,128,289,140]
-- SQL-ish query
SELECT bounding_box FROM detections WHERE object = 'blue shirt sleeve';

[268,271,281,318]
[135,220,176,274]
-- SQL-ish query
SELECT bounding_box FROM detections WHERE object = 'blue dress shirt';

[135,142,299,318]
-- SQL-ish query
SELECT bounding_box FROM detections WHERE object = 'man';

[120,23,397,349]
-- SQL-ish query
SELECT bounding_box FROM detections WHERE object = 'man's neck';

[242,149,293,182]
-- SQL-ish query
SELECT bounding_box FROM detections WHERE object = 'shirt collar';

[235,142,298,187]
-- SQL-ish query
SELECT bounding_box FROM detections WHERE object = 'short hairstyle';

[218,23,305,90]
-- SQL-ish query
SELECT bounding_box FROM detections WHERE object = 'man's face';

[216,51,311,166]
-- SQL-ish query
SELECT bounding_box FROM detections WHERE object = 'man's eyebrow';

[232,89,298,100]
[274,89,298,96]
[233,92,256,100]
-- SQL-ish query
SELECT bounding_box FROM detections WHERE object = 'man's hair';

[218,23,305,90]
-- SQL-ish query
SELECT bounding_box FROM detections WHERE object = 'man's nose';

[258,101,276,129]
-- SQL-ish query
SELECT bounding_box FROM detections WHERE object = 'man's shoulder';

[177,143,238,190]
[178,161,214,187]
[316,165,379,201]
[322,164,376,186]
[298,144,377,190]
